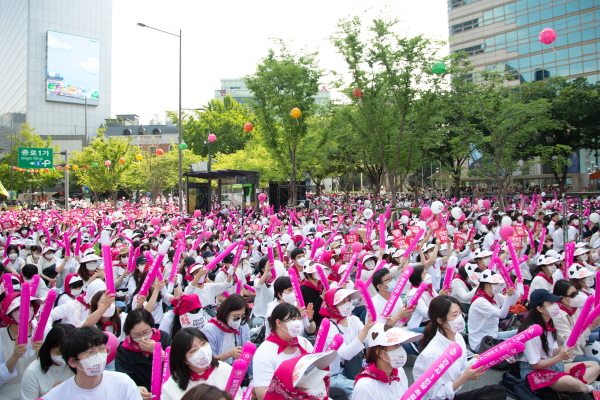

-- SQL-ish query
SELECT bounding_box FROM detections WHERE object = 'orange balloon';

[118,157,125,164]
[64,165,70,170]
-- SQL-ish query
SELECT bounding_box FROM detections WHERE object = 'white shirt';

[161,362,242,400]
[528,275,554,300]
[468,292,518,351]
[483,232,496,251]
[451,279,477,304]
[184,281,233,306]
[323,316,365,375]
[252,279,274,319]
[372,292,404,327]
[252,336,313,388]
[518,332,558,365]
[406,286,437,330]
[413,331,469,400]
[50,299,90,327]
[553,228,565,251]
[353,368,408,400]
[41,370,141,400]
[21,359,75,400]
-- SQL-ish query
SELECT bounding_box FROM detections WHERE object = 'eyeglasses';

[131,328,152,339]
[381,276,393,284]
[79,345,109,360]
[565,291,579,299]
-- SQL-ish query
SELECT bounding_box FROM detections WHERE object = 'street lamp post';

[138,23,183,212]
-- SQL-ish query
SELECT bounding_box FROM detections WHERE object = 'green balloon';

[92,162,99,168]
[179,143,188,150]
[432,62,446,74]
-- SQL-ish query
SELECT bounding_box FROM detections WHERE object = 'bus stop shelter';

[183,169,260,214]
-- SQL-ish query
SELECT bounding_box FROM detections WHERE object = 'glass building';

[0,0,112,154]
[447,0,600,190]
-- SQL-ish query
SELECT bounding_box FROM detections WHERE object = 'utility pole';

[61,150,70,210]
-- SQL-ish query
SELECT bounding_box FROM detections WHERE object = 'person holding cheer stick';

[413,295,506,400]
[517,289,600,393]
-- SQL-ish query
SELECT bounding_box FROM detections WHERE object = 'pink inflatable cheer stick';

[487,243,502,271]
[32,290,57,341]
[315,264,330,292]
[2,274,13,295]
[313,318,331,353]
[151,342,162,400]
[100,231,115,295]
[537,228,547,255]
[75,231,81,257]
[18,282,31,345]
[379,214,386,249]
[506,240,523,281]
[29,275,40,297]
[139,240,171,297]
[403,229,424,258]
[244,284,256,293]
[596,271,600,307]
[365,260,388,287]
[400,343,462,400]
[161,346,171,384]
[127,246,140,273]
[3,235,10,257]
[339,252,359,286]
[494,258,517,290]
[471,341,525,371]
[240,342,257,364]
[382,266,414,318]
[62,232,71,256]
[169,241,185,284]
[398,282,427,325]
[289,269,309,325]
[267,238,275,266]
[326,333,345,351]
[567,295,595,347]
[242,386,253,400]
[204,242,240,271]
[442,265,455,293]
[356,280,377,323]
[224,359,249,398]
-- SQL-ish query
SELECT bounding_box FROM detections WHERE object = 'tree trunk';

[453,173,461,200]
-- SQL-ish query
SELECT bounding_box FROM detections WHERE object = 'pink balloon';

[483,200,491,209]
[481,216,490,225]
[258,193,267,202]
[204,231,212,240]
[458,214,465,223]
[500,226,514,241]
[340,247,347,255]
[421,207,432,219]
[351,242,363,253]
[105,332,119,364]
[207,134,217,142]
[193,210,201,217]
[151,217,160,226]
[270,215,278,224]
[401,210,410,217]
[104,160,111,166]
[175,231,184,240]
[317,224,325,232]
[171,218,179,225]
[539,28,557,44]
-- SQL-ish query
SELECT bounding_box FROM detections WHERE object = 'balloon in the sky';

[539,28,557,44]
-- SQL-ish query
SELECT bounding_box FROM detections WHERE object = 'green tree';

[245,40,323,205]
[0,123,62,198]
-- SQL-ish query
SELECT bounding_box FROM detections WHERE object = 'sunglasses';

[564,291,579,299]
[230,315,248,325]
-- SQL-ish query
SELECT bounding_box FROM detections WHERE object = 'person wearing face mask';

[568,215,581,243]
[371,268,414,329]
[414,296,506,400]
[553,220,568,252]
[0,292,44,400]
[250,258,276,329]
[467,269,519,352]
[574,247,593,269]
[472,249,493,272]
[319,288,377,395]
[264,277,316,338]
[289,248,307,280]
[162,328,241,400]
[50,279,107,328]
[3,245,24,275]
[406,265,449,330]
[528,256,558,299]
[82,290,127,342]
[420,242,449,292]
[116,309,171,399]
[128,255,149,296]
[353,323,421,400]
[552,279,600,362]
[300,263,326,328]
[41,326,141,400]
[451,263,481,313]
[516,289,600,394]
[76,254,104,288]
[201,294,250,365]
[568,263,596,298]
[25,245,42,265]
[20,323,76,400]
[482,223,499,251]
[114,246,133,292]
[55,273,84,306]
[21,264,49,299]
[160,294,208,339]
[265,350,337,400]
[37,246,66,287]
[183,263,233,307]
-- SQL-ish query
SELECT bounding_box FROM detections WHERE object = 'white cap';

[479,270,505,284]
[367,323,422,347]
[333,289,361,305]
[292,351,337,387]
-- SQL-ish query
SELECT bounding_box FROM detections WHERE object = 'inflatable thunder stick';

[32,290,57,341]
[138,240,171,297]
[356,280,377,323]
[313,318,331,353]
[339,253,359,285]
[381,266,414,318]
[326,333,344,351]
[168,241,185,284]
[242,386,253,400]
[288,269,309,325]
[403,229,424,258]
[470,341,525,371]
[398,282,427,325]
[315,265,330,291]
[494,258,517,291]
[441,265,455,292]
[127,246,140,273]
[29,275,40,297]
[18,282,31,345]
[204,242,240,271]
[100,230,115,295]
[537,228,547,255]
[506,240,523,281]
[224,359,249,398]
[151,342,162,400]
[596,271,600,308]
[379,214,386,249]
[567,295,595,347]
[162,346,171,384]
[400,343,462,400]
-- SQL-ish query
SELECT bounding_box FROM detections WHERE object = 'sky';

[111,0,450,124]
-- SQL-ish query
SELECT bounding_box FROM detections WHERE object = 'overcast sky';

[111,0,449,124]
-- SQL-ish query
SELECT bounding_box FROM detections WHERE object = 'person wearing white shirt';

[528,256,558,300]
[183,263,233,307]
[41,326,141,400]
[50,279,107,328]
[482,224,498,251]
[467,270,519,352]
[553,221,566,251]
[413,296,506,400]
[451,264,479,312]
[405,265,448,330]
[517,289,600,393]
[21,324,76,400]
[370,268,413,329]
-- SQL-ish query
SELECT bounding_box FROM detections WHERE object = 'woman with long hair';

[413,295,506,400]
[81,290,126,341]
[20,324,75,400]
[517,289,600,393]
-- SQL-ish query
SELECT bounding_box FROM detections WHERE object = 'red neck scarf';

[209,317,240,335]
[320,299,345,324]
[189,365,215,381]
[355,363,400,385]
[265,332,309,355]
[453,275,472,291]
[412,284,434,297]
[121,328,161,355]
[471,289,497,305]
[301,279,323,293]
[75,294,90,309]
[546,322,556,332]
[537,272,553,285]
[100,320,115,332]
[558,302,577,317]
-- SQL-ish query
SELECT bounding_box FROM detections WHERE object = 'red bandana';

[209,317,240,335]
[300,279,323,293]
[453,275,472,291]
[75,294,90,310]
[558,302,577,317]
[537,272,554,285]
[471,289,497,305]
[100,320,116,332]
[189,365,215,381]
[411,284,434,297]
[121,328,161,355]
[355,363,400,385]
[546,322,556,332]
[265,332,309,355]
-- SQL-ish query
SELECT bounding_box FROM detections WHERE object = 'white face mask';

[86,262,98,270]
[297,257,307,266]
[281,292,296,305]
[180,310,206,329]
[581,254,588,261]
[447,314,465,334]
[364,260,375,270]
[568,292,586,308]
[303,380,328,399]
[545,303,561,319]
[187,239,193,244]
[385,279,397,293]
[547,265,557,274]
[423,274,432,285]
[132,333,152,343]
[77,351,107,376]
[573,220,580,226]
[491,284,503,295]
[482,258,491,267]
[138,264,146,272]
[151,242,158,248]
[585,277,595,287]
[102,304,116,318]
[384,346,407,368]
[8,254,17,260]
[50,353,65,367]
[492,227,498,233]
[228,317,242,330]
[282,319,303,337]
[187,344,212,369]
[372,244,380,251]
[71,289,82,296]
[337,302,354,317]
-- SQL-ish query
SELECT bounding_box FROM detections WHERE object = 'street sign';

[17,147,53,169]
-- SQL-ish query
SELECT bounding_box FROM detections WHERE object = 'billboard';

[46,31,100,105]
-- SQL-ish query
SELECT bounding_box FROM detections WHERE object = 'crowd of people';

[0,193,598,400]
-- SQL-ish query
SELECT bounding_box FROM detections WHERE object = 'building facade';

[103,114,178,154]
[214,78,331,106]
[0,0,112,158]
[448,0,600,190]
